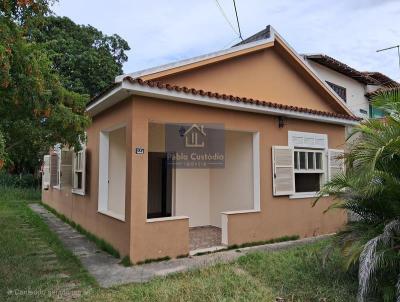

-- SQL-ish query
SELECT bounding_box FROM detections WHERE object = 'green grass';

[41,203,120,258]
[0,187,358,301]
[0,187,95,301]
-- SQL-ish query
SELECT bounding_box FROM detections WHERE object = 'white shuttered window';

[72,148,86,195]
[42,155,50,189]
[272,146,295,196]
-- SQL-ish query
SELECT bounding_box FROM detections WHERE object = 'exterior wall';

[42,99,133,257]
[131,95,347,262]
[209,131,254,227]
[306,60,369,118]
[175,169,211,227]
[155,48,339,113]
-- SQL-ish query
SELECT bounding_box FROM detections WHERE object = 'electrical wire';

[232,0,243,41]
[214,0,240,37]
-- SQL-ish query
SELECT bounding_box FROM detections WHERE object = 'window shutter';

[272,146,295,196]
[328,149,344,180]
[72,148,86,195]
[50,153,59,186]
[42,155,50,188]
[60,150,73,187]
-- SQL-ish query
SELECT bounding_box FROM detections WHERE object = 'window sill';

[289,192,319,199]
[98,209,125,222]
[53,185,61,190]
[146,216,189,223]
[71,189,85,196]
[221,209,260,215]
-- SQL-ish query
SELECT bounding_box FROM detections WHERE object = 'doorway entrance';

[147,152,172,219]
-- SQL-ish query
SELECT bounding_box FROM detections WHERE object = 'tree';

[0,0,90,173]
[316,88,400,301]
[32,16,130,97]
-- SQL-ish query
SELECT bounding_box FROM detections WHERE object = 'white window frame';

[288,131,328,199]
[98,124,126,222]
[72,147,86,195]
[292,149,326,198]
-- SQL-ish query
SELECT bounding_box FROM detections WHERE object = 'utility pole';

[376,45,400,76]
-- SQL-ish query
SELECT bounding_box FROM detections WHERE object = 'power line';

[214,0,240,37]
[232,0,243,41]
[376,45,400,76]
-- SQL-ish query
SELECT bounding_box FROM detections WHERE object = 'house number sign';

[135,147,144,154]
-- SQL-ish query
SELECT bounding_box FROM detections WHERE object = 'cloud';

[52,0,400,81]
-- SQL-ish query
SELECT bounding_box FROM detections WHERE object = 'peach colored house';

[41,26,359,263]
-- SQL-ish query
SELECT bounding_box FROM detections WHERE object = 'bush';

[0,171,40,188]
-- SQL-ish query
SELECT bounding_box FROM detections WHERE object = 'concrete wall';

[306,60,369,118]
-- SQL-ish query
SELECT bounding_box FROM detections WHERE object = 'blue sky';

[53,0,400,81]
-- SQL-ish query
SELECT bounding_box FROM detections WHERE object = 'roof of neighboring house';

[87,76,360,122]
[303,54,398,87]
[361,71,398,87]
[365,86,400,99]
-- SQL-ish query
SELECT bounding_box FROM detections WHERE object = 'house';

[42,25,361,263]
[302,55,397,119]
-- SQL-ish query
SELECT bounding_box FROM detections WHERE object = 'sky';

[52,0,400,81]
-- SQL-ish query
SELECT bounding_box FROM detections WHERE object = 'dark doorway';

[147,152,172,218]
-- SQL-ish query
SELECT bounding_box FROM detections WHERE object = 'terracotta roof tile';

[122,76,360,121]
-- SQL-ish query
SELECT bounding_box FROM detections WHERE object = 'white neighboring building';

[303,54,397,119]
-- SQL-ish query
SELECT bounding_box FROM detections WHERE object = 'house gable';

[145,36,350,115]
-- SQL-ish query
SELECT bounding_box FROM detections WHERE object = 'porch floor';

[189,226,222,250]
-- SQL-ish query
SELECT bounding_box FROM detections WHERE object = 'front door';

[147,152,172,218]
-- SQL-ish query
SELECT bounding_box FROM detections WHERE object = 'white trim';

[221,209,260,215]
[87,83,359,126]
[98,210,125,222]
[146,216,189,223]
[115,37,275,82]
[252,132,261,211]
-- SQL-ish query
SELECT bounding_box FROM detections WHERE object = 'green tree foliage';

[32,16,130,97]
[316,88,400,301]
[0,0,90,172]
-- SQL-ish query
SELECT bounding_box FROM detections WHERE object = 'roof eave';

[86,79,359,126]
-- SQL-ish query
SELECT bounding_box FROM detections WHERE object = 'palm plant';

[316,87,400,301]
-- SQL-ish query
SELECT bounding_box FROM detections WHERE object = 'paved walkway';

[30,204,331,288]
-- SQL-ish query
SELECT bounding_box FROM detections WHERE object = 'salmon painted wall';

[154,47,338,113]
[42,99,133,257]
[130,95,347,262]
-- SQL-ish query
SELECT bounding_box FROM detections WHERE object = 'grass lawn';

[0,188,358,301]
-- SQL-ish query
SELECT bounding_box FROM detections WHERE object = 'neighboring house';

[42,25,360,264]
[303,54,398,119]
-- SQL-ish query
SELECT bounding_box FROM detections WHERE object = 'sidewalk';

[29,203,331,288]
